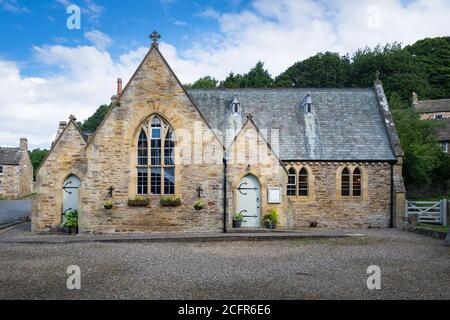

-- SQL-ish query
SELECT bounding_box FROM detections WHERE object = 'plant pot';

[233,220,242,228]
[69,227,78,235]
[194,205,204,211]
[271,222,277,230]
[264,221,272,229]
[104,204,113,210]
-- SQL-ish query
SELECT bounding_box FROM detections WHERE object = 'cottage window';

[353,168,362,197]
[136,115,175,196]
[287,168,297,196]
[299,168,309,196]
[0,180,2,193]
[0,165,3,175]
[341,168,351,197]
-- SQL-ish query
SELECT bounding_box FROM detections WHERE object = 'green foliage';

[160,197,181,206]
[220,72,244,88]
[79,104,110,133]
[63,210,78,228]
[264,209,279,223]
[233,212,244,222]
[194,199,205,210]
[219,62,274,88]
[185,76,218,89]
[392,108,450,188]
[275,52,351,88]
[128,198,149,205]
[28,149,49,181]
[405,37,450,99]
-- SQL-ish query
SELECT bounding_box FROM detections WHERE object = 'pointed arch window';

[136,115,175,196]
[341,168,351,197]
[299,168,309,196]
[353,168,362,197]
[287,168,297,196]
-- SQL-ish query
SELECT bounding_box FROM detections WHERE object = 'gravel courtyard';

[0,229,448,300]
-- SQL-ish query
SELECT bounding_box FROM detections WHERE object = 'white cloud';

[1,0,450,149]
[84,30,112,49]
[0,0,30,13]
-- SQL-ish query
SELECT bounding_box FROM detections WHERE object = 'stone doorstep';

[0,230,363,244]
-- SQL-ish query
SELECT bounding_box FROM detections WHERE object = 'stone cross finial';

[69,114,77,122]
[149,31,161,47]
[246,113,253,120]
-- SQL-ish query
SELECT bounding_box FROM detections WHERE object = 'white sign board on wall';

[268,187,282,204]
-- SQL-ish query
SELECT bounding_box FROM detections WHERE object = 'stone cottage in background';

[32,32,406,234]
[413,92,450,154]
[0,138,33,198]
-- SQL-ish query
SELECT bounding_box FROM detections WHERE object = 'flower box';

[160,197,181,207]
[128,199,149,207]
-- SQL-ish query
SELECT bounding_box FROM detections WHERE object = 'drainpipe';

[390,162,394,228]
[223,157,228,233]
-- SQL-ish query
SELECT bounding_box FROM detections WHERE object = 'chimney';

[54,121,67,144]
[19,138,28,151]
[117,78,123,96]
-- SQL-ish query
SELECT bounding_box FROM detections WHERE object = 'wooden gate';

[406,200,448,225]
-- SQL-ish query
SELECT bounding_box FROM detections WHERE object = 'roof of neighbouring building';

[437,118,450,142]
[414,98,450,113]
[0,148,23,165]
[188,88,397,161]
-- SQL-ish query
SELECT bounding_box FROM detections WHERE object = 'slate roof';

[0,148,22,165]
[188,88,396,161]
[414,99,450,113]
[437,118,450,142]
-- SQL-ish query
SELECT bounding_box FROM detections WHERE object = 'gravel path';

[0,229,448,300]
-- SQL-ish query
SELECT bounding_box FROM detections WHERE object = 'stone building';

[0,138,33,198]
[32,34,406,234]
[413,92,450,153]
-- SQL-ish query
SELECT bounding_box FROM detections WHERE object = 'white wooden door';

[63,175,81,215]
[236,175,261,228]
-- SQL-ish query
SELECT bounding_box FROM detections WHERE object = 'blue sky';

[0,0,449,149]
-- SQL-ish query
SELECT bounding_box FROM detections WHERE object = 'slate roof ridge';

[187,87,374,92]
[0,147,23,165]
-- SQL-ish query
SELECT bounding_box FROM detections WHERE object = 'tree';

[220,72,244,88]
[28,149,49,181]
[405,37,450,99]
[79,104,110,133]
[240,61,274,88]
[275,52,351,88]
[185,76,218,89]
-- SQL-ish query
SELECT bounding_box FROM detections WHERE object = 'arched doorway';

[62,175,81,215]
[236,175,261,228]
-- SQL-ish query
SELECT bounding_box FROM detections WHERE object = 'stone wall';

[227,119,288,229]
[32,121,88,232]
[0,152,32,199]
[0,165,18,198]
[286,162,392,228]
[78,46,224,234]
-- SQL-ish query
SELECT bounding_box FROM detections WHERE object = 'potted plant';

[128,198,149,207]
[160,197,182,207]
[233,212,244,228]
[194,199,205,211]
[63,209,78,235]
[264,209,279,229]
[103,199,113,210]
